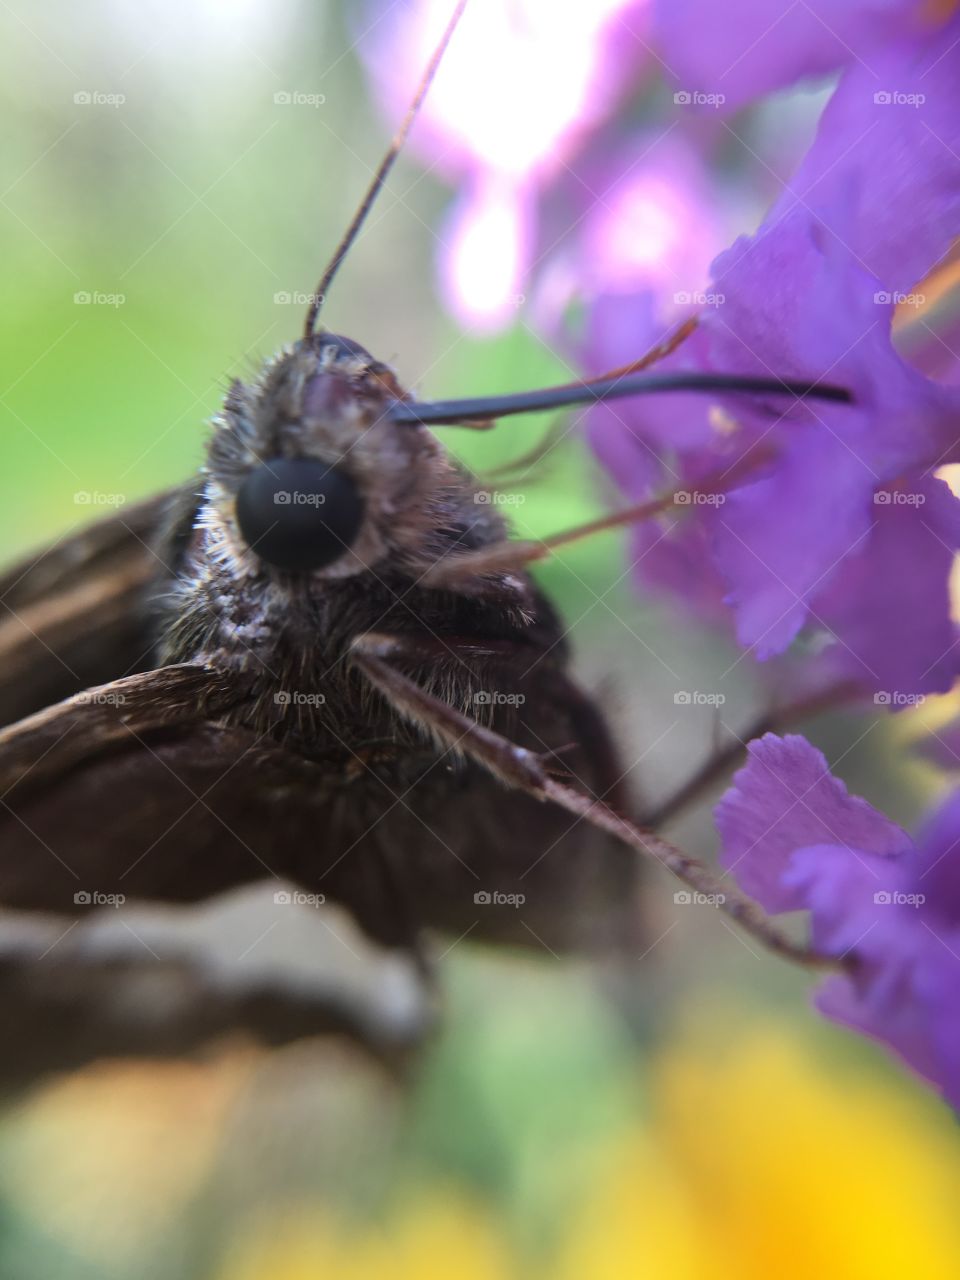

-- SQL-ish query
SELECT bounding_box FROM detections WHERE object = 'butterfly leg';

[420,447,770,588]
[350,632,840,971]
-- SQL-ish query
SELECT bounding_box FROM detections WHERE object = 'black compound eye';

[235,456,365,571]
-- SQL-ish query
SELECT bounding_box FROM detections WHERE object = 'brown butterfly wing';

[0,666,333,914]
[0,485,196,726]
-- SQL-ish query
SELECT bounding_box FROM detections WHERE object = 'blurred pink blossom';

[362,0,651,330]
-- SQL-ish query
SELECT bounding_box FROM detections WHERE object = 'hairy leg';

[349,632,841,972]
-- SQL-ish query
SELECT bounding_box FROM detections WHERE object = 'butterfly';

[0,0,848,1077]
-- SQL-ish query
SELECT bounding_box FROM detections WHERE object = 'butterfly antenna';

[303,0,469,339]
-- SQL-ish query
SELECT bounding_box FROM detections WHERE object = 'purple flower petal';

[814,951,941,1095]
[586,398,664,501]
[811,474,960,695]
[710,430,875,657]
[815,920,960,1108]
[584,294,720,452]
[718,737,960,1108]
[702,217,951,454]
[627,510,734,626]
[653,0,943,111]
[913,789,960,925]
[772,18,960,296]
[715,733,910,910]
[575,140,723,301]
[785,841,917,953]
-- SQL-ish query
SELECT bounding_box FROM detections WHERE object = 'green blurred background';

[1,2,957,1277]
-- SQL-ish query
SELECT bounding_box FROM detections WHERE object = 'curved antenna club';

[303,0,470,339]
[387,371,854,426]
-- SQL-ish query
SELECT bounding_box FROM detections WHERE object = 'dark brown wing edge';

[0,908,430,1092]
[0,484,199,726]
[0,666,302,915]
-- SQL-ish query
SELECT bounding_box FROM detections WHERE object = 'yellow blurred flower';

[219,1016,960,1280]
[561,1017,960,1280]
[217,1200,511,1280]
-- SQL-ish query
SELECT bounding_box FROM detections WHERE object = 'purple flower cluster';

[656,7,960,1107]
[361,0,651,331]
[585,11,960,699]
[359,0,960,1109]
[717,734,960,1109]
